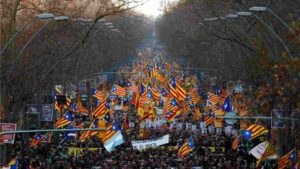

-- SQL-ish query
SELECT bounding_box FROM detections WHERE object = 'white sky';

[134,0,178,18]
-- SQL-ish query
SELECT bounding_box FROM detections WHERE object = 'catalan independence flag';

[122,114,130,133]
[204,115,214,126]
[102,121,124,152]
[166,107,181,122]
[278,148,296,169]
[55,110,73,128]
[178,136,195,158]
[111,84,127,97]
[29,133,43,147]
[92,89,106,102]
[92,100,109,119]
[79,118,99,142]
[76,102,89,115]
[232,137,239,150]
[242,124,268,140]
[169,77,186,101]
[128,79,138,93]
[54,88,71,112]
[207,92,219,104]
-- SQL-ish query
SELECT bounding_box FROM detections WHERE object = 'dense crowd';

[2,126,275,169]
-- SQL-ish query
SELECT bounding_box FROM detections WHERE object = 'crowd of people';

[2,47,297,169]
[5,128,266,169]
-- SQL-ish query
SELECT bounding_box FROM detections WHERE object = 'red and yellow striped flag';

[278,149,295,169]
[232,137,239,150]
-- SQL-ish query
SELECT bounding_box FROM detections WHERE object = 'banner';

[41,104,53,121]
[68,147,100,156]
[249,141,268,159]
[0,123,17,144]
[132,134,169,150]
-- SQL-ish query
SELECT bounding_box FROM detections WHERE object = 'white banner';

[131,134,169,151]
[249,141,268,159]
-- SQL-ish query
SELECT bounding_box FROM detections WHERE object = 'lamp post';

[11,16,69,71]
[0,13,55,56]
[203,11,293,58]
[249,7,295,35]
[235,11,293,58]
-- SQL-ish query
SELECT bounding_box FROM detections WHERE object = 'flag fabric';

[242,124,268,140]
[222,96,231,112]
[55,111,73,128]
[93,89,106,102]
[150,66,158,78]
[111,84,127,97]
[151,89,159,102]
[166,107,181,122]
[220,88,229,100]
[41,132,53,143]
[204,115,214,126]
[256,142,276,167]
[29,133,43,147]
[232,137,239,150]
[278,149,296,169]
[178,136,195,158]
[174,142,182,150]
[54,88,71,112]
[122,114,130,133]
[80,118,99,142]
[163,98,176,116]
[102,121,124,152]
[138,93,151,108]
[128,80,138,93]
[77,102,89,115]
[3,157,19,169]
[193,108,202,121]
[169,77,186,101]
[207,92,219,103]
[92,100,109,119]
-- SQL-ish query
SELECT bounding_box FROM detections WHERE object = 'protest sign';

[132,135,169,151]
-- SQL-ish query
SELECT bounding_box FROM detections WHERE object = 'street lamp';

[12,15,70,69]
[225,14,238,19]
[236,11,293,58]
[0,13,55,56]
[36,13,55,19]
[107,25,114,29]
[249,6,298,42]
[97,18,106,22]
[204,17,225,21]
[77,18,94,25]
[54,16,70,21]
[249,6,267,12]
[104,22,113,26]
[237,12,252,17]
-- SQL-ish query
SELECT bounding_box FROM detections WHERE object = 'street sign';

[271,109,285,128]
[0,123,17,144]
[41,104,53,121]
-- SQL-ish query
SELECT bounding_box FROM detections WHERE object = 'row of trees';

[155,0,300,154]
[0,0,150,123]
